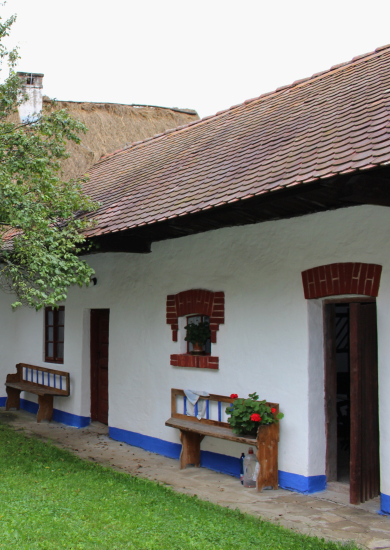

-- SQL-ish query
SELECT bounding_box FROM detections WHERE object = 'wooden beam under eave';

[339,171,390,207]
[85,235,152,254]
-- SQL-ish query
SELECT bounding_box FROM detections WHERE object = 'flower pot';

[191,342,205,355]
[238,430,257,438]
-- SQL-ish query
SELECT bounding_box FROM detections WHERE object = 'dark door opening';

[90,309,110,425]
[335,304,350,483]
[324,300,379,504]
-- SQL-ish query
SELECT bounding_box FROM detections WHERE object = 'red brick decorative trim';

[301,263,382,299]
[166,289,225,343]
[170,354,219,369]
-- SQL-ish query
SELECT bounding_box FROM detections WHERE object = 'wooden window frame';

[45,306,65,364]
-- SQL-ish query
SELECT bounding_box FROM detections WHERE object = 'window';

[45,307,65,363]
[167,289,224,369]
[186,314,211,354]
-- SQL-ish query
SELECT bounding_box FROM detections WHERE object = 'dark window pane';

[57,343,64,359]
[58,310,65,325]
[47,327,53,341]
[205,339,211,354]
[57,326,64,341]
[47,310,54,325]
[47,343,54,357]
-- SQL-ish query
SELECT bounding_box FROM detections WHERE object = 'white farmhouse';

[2,45,390,515]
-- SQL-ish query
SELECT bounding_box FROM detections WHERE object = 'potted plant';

[226,392,284,436]
[184,321,211,355]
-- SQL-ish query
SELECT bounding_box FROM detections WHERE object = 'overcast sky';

[2,0,390,118]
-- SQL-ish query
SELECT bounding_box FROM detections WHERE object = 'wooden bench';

[5,363,70,423]
[165,389,280,492]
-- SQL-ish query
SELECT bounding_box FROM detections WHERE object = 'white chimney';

[17,72,44,123]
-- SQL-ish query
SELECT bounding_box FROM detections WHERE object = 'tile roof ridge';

[93,43,390,168]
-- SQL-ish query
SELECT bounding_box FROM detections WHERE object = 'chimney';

[17,72,44,123]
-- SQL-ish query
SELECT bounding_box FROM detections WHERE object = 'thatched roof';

[42,98,199,180]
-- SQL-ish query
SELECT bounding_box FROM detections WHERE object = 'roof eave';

[85,165,390,253]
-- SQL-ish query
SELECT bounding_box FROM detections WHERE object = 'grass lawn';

[0,422,358,550]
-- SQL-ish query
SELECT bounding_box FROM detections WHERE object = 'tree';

[0,12,97,309]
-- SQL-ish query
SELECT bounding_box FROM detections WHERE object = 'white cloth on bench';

[184,390,210,420]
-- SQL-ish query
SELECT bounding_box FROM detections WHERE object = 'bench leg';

[37,395,53,423]
[5,387,21,411]
[179,431,203,469]
[256,438,279,492]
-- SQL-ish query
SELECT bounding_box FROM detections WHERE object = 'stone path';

[1,409,389,549]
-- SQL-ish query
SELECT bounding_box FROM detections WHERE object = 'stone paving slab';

[1,409,389,549]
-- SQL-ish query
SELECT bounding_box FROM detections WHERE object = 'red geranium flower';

[250,413,261,422]
[230,394,238,399]
[271,408,276,414]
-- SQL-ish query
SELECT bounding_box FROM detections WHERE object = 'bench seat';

[6,382,66,397]
[165,417,257,446]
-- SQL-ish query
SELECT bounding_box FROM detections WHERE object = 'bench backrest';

[170,388,278,427]
[15,363,70,396]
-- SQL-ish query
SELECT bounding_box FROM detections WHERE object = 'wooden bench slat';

[5,382,65,397]
[18,363,68,378]
[165,417,258,446]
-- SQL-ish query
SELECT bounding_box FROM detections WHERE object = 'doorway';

[324,300,379,504]
[90,309,110,425]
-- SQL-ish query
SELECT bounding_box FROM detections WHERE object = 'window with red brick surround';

[301,263,382,299]
[167,289,224,369]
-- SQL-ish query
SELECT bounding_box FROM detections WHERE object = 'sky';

[1,0,390,118]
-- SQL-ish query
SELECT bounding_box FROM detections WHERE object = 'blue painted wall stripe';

[278,470,326,494]
[110,427,181,460]
[381,492,390,515]
[0,396,90,429]
[19,398,38,415]
[16,398,90,428]
[52,408,90,428]
[110,425,328,493]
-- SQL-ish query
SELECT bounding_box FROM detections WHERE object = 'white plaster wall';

[0,289,19,381]
[0,204,390,492]
[307,299,326,478]
[18,85,43,123]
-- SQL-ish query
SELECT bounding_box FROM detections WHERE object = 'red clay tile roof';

[83,45,390,237]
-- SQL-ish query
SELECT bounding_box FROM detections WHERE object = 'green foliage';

[184,320,211,345]
[0,11,97,309]
[226,392,284,435]
[0,422,357,550]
